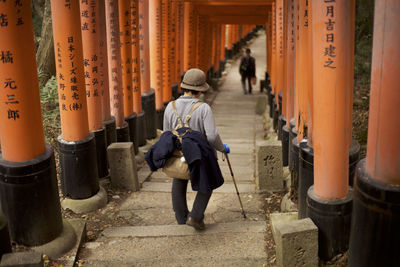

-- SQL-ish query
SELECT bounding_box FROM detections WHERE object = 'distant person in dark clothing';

[239,48,256,94]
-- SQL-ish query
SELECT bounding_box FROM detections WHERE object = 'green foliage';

[40,75,58,104]
[354,0,374,84]
[352,0,374,153]
[40,76,60,148]
[32,10,42,38]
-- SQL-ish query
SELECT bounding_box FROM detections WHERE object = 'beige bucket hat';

[180,68,210,92]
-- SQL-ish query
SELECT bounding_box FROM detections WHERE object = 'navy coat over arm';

[145,128,224,194]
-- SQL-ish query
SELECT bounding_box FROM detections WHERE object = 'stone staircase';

[77,34,269,266]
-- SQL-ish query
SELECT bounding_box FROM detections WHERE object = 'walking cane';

[225,153,247,219]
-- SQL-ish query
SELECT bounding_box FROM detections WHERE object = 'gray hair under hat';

[180,68,210,92]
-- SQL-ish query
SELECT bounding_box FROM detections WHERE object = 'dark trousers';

[171,178,212,224]
[241,75,252,94]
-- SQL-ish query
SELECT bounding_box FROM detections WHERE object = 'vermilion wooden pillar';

[266,11,272,85]
[139,0,157,139]
[105,0,129,142]
[131,0,146,147]
[0,0,61,249]
[161,0,171,105]
[195,15,203,69]
[226,24,233,59]
[213,24,221,77]
[297,0,314,220]
[205,21,213,75]
[219,24,226,73]
[119,0,134,119]
[175,2,184,94]
[275,0,284,116]
[289,0,307,199]
[98,0,116,147]
[119,0,138,154]
[281,0,296,168]
[183,2,195,71]
[285,0,295,126]
[170,1,179,98]
[307,0,354,260]
[178,2,185,79]
[278,0,288,141]
[51,0,101,204]
[349,1,400,265]
[270,3,276,98]
[80,0,108,179]
[149,0,164,130]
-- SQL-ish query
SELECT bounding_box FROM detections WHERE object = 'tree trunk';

[32,0,45,21]
[36,0,55,88]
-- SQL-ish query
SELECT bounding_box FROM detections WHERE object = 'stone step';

[79,222,267,267]
[141,181,256,193]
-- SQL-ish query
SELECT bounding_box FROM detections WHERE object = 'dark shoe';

[186,217,205,231]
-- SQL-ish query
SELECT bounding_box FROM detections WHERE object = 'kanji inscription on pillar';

[323,0,336,69]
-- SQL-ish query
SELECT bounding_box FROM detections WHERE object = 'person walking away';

[163,68,230,230]
[239,48,256,94]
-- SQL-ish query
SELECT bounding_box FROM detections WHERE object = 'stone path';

[78,31,268,267]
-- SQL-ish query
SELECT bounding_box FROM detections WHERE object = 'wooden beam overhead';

[172,0,273,6]
[195,5,270,16]
[207,15,268,24]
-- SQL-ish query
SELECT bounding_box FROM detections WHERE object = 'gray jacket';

[163,96,225,153]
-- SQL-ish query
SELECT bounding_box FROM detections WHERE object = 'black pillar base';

[278,91,282,115]
[225,48,233,59]
[265,71,270,85]
[260,80,266,93]
[232,44,238,56]
[349,159,400,267]
[207,67,214,84]
[141,89,156,139]
[349,139,360,186]
[58,135,99,200]
[282,125,290,167]
[289,129,299,193]
[269,92,275,118]
[104,116,117,148]
[289,117,296,131]
[156,107,165,131]
[298,138,361,219]
[116,122,130,142]
[136,111,147,146]
[125,113,138,155]
[266,85,272,104]
[273,100,279,131]
[307,185,353,261]
[0,144,63,246]
[172,83,179,100]
[299,140,314,219]
[278,115,286,141]
[0,212,11,258]
[93,128,109,179]
[220,60,225,72]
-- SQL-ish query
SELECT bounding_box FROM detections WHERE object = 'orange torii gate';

[1,1,398,264]
[0,0,63,253]
[349,0,400,265]
[80,0,109,180]
[139,0,157,140]
[119,0,139,154]
[51,0,106,216]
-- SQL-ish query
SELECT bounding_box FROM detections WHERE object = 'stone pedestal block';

[0,252,43,267]
[273,218,318,267]
[256,140,283,191]
[107,142,140,191]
